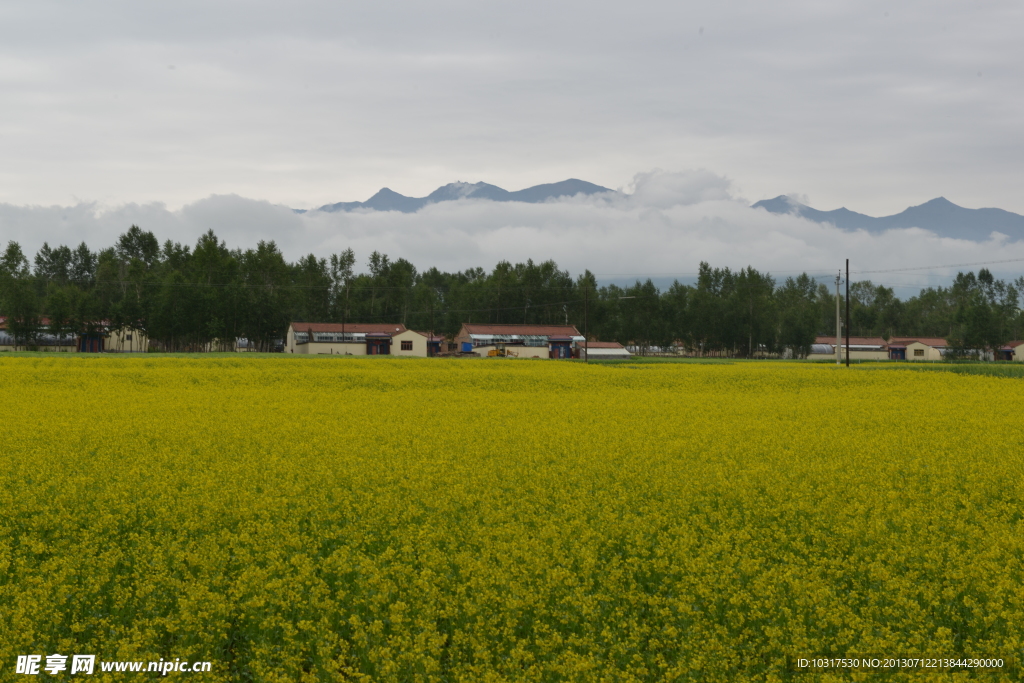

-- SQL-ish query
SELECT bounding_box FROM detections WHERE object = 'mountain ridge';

[752,195,1024,240]
[315,178,613,213]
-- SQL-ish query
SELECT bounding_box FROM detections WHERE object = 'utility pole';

[835,271,841,365]
[845,259,850,367]
[584,286,589,364]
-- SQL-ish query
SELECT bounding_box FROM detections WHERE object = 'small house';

[391,329,443,357]
[106,327,149,353]
[887,337,948,361]
[998,340,1024,362]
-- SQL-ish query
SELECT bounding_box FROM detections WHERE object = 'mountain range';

[314,179,612,213]
[307,178,1024,242]
[752,195,1024,241]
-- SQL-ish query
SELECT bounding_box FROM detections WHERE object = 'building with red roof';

[454,323,584,359]
[285,322,442,356]
[886,337,949,361]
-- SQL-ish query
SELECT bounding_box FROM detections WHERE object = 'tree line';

[1,226,1021,356]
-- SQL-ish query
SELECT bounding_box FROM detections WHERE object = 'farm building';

[808,336,889,361]
[887,337,949,361]
[286,322,439,357]
[0,316,71,351]
[416,332,445,357]
[999,341,1024,361]
[0,316,130,352]
[287,322,406,355]
[214,338,283,352]
[106,327,149,352]
[454,323,585,359]
[580,341,631,360]
[0,330,76,352]
[391,330,443,357]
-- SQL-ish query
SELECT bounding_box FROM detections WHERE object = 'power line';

[852,257,1024,275]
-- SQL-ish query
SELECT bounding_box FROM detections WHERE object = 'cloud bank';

[2,171,1021,294]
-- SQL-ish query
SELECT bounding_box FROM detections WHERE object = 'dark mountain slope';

[752,195,1024,240]
[316,179,613,213]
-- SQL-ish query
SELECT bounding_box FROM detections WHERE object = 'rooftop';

[461,323,582,337]
[290,322,407,335]
[814,336,887,347]
[888,337,949,347]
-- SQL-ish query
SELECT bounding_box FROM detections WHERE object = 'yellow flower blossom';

[0,357,1021,681]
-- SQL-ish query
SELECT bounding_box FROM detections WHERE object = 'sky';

[1,0,1023,288]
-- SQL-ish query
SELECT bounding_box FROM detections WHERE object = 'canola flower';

[0,356,1023,682]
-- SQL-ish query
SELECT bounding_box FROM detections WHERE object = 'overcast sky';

[1,0,1023,286]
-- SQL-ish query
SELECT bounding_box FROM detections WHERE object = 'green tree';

[45,284,75,351]
[4,278,41,349]
[732,267,776,357]
[1,242,37,349]
[329,249,357,324]
[625,279,667,355]
[239,241,291,351]
[777,274,819,358]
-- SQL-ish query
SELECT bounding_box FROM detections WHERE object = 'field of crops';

[2,356,1023,682]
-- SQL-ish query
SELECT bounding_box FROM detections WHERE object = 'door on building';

[78,334,105,352]
[549,342,571,359]
[366,339,390,355]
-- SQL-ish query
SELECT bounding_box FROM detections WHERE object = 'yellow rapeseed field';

[1,356,1022,682]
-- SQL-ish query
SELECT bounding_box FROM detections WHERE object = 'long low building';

[0,316,148,352]
[0,330,76,352]
[808,336,890,361]
[454,323,585,359]
[580,341,631,360]
[286,322,440,356]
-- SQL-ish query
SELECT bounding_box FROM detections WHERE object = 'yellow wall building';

[1002,341,1024,362]
[106,327,149,353]
[887,338,948,361]
[392,330,443,357]
[286,323,439,357]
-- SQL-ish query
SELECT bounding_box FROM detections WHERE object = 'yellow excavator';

[487,343,518,358]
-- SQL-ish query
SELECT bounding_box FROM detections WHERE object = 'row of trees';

[1,226,1022,356]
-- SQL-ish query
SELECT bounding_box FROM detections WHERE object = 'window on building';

[401,340,413,351]
[914,348,924,357]
[125,334,132,341]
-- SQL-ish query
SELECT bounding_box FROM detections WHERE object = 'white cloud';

[3,170,1021,296]
[626,170,732,208]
